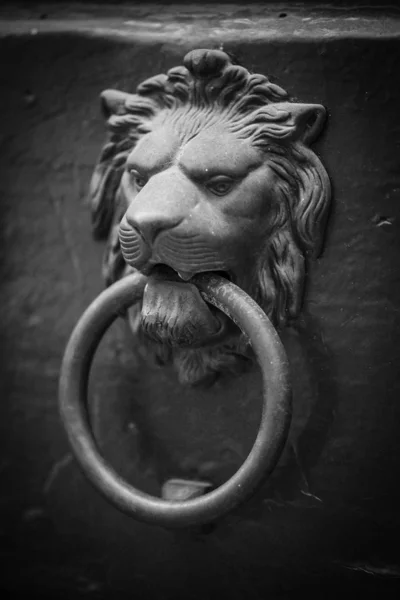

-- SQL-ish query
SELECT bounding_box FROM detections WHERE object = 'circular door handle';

[59,273,292,528]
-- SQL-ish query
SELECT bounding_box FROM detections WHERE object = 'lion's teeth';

[177,271,192,281]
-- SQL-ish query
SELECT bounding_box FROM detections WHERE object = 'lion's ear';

[100,89,131,118]
[87,90,132,240]
[278,102,326,144]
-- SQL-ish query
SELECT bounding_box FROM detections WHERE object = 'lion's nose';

[125,209,182,246]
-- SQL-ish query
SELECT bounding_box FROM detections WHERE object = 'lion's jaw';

[140,267,235,349]
[129,275,252,387]
[119,203,258,386]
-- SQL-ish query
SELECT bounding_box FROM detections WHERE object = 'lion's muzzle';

[119,216,152,272]
[119,217,232,349]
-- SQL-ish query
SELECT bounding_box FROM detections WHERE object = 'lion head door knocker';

[59,49,331,527]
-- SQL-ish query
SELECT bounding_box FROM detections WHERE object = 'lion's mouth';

[145,263,233,284]
[139,263,234,348]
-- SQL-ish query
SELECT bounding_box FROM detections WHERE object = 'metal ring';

[59,272,292,528]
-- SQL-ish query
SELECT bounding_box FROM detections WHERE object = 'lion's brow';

[177,150,263,181]
[127,157,174,176]
[178,162,242,181]
[126,128,181,175]
[126,143,176,175]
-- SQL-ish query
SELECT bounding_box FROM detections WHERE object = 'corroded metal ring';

[59,272,292,528]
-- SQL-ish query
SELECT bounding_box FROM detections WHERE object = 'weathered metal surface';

[1,3,400,597]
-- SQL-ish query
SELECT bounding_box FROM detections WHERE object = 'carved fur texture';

[88,49,331,386]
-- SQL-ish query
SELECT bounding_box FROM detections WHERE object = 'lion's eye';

[206,176,235,196]
[128,168,148,189]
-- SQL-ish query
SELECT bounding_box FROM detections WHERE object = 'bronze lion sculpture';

[88,49,331,386]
